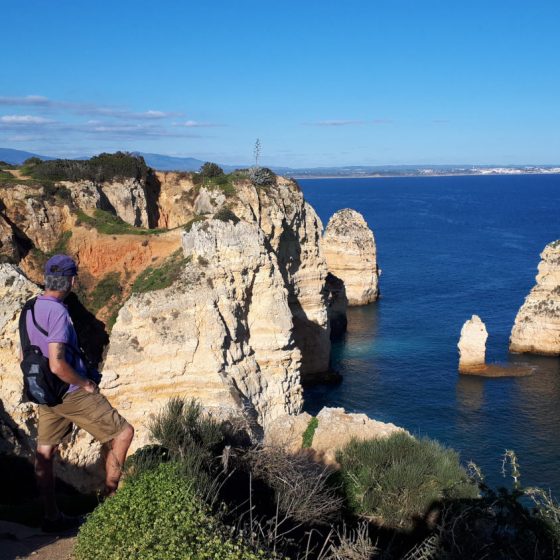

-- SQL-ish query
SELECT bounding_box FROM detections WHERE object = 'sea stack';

[321,209,379,306]
[458,315,488,372]
[510,240,560,355]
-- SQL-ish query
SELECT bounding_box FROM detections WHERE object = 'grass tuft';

[76,209,164,235]
[132,249,191,293]
[302,416,318,449]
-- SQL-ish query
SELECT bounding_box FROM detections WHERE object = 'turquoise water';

[300,175,560,495]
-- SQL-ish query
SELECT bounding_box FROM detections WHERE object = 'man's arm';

[48,343,97,393]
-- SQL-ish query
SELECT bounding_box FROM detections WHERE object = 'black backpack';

[19,297,69,406]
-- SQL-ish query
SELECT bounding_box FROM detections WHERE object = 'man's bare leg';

[104,424,134,496]
[36,444,58,520]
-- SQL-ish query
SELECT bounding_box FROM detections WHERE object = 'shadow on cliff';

[275,219,339,385]
[65,292,110,367]
[0,202,34,262]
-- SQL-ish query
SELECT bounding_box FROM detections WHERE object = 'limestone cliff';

[102,219,303,452]
[321,209,379,306]
[510,240,560,355]
[0,184,72,253]
[231,180,331,379]
[151,174,331,379]
[64,177,158,228]
[458,315,488,372]
[0,168,370,492]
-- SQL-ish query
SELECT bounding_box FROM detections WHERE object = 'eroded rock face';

[154,172,198,229]
[458,315,488,372]
[265,407,404,464]
[510,241,560,355]
[0,184,72,253]
[0,214,21,263]
[321,209,379,306]
[232,179,331,380]
[101,219,303,454]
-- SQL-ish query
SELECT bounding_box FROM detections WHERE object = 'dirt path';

[0,522,76,560]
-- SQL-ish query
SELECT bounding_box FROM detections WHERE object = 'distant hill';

[133,152,245,173]
[0,147,55,165]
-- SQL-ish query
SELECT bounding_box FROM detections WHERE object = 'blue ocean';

[300,175,560,495]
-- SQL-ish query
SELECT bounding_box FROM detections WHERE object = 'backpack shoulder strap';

[30,301,49,337]
[18,297,40,352]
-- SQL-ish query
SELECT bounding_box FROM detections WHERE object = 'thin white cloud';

[0,94,182,120]
[304,119,366,127]
[303,119,393,127]
[174,120,224,128]
[0,115,53,124]
[0,95,50,106]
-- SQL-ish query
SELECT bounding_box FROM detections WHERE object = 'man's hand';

[82,379,98,394]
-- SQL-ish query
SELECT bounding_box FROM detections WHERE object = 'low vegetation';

[21,151,149,183]
[75,463,270,560]
[71,396,560,559]
[214,207,240,224]
[76,208,160,235]
[192,162,249,197]
[337,432,478,528]
[301,416,318,448]
[132,249,191,293]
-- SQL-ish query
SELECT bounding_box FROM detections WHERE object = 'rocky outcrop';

[101,219,303,453]
[193,187,226,215]
[321,209,379,306]
[153,172,198,229]
[232,179,331,380]
[0,185,72,253]
[510,240,560,355]
[265,407,404,464]
[458,315,488,372]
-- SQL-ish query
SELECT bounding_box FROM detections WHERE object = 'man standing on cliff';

[21,255,134,533]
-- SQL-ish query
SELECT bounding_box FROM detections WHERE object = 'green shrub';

[302,417,318,449]
[75,462,269,560]
[24,151,149,183]
[337,432,478,528]
[149,398,225,463]
[214,207,240,224]
[199,162,224,178]
[132,250,190,293]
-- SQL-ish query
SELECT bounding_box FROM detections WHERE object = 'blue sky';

[1,0,559,166]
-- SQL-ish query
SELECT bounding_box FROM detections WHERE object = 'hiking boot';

[41,512,85,533]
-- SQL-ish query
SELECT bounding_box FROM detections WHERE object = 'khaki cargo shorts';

[38,388,130,446]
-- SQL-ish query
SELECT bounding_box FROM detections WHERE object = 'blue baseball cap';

[44,254,78,277]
